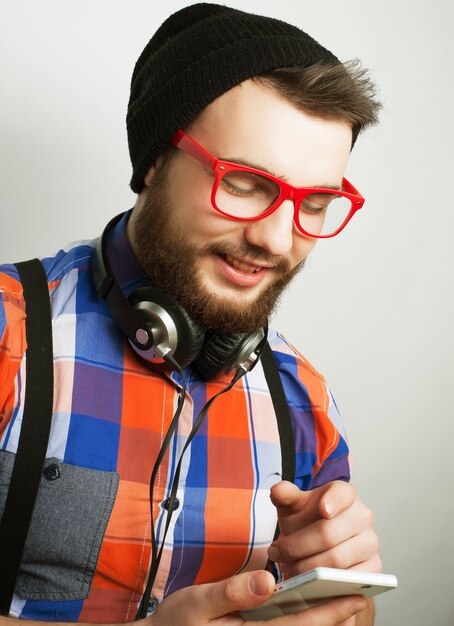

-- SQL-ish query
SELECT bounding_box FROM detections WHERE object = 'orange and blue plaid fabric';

[0,213,350,622]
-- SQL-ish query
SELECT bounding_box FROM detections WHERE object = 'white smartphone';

[239,567,398,622]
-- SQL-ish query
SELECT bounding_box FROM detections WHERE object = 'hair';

[254,60,381,144]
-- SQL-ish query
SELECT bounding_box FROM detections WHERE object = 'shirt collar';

[104,209,149,296]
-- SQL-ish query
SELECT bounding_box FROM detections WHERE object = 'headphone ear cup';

[128,286,205,368]
[195,331,250,379]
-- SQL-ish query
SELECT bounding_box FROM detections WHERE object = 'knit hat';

[127,3,339,193]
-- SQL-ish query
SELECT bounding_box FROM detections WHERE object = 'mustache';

[203,241,292,274]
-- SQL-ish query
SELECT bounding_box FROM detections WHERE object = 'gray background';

[1,1,453,624]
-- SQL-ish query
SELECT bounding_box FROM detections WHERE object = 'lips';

[224,254,263,274]
[211,253,271,288]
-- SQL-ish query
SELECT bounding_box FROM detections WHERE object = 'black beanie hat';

[127,3,339,193]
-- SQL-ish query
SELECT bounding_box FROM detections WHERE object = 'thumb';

[207,570,276,618]
[154,570,276,625]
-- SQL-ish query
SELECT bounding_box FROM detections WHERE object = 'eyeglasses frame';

[170,130,365,239]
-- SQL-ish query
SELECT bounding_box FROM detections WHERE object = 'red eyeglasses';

[170,130,365,239]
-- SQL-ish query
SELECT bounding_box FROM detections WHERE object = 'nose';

[243,200,295,256]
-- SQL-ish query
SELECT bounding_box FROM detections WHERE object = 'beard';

[130,167,305,334]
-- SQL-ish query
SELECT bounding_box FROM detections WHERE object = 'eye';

[220,171,279,198]
[300,193,336,215]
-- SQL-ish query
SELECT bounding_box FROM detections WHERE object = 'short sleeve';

[268,329,351,490]
[310,386,351,488]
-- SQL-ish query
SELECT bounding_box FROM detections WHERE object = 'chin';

[206,280,265,303]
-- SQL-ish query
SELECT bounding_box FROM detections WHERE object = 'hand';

[148,569,368,625]
[267,481,381,579]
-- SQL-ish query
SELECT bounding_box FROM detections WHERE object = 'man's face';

[129,80,352,333]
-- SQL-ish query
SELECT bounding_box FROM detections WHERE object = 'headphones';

[91,214,267,379]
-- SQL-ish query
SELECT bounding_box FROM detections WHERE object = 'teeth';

[225,254,261,274]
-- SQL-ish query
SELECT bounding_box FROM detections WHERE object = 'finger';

[204,570,276,619]
[348,555,383,573]
[152,571,276,625]
[265,596,368,626]
[318,481,357,520]
[278,528,381,578]
[270,482,331,535]
[269,499,373,563]
[270,481,358,537]
[270,481,311,511]
[301,596,368,626]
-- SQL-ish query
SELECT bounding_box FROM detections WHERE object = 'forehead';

[185,79,353,186]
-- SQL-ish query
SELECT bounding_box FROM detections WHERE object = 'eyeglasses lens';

[215,169,353,237]
[297,192,353,236]
[215,170,280,218]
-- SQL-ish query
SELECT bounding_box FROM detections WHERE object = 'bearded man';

[0,4,382,626]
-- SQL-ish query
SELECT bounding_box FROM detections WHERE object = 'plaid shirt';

[0,213,350,622]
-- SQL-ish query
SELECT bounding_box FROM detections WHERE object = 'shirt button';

[148,597,159,611]
[43,463,61,481]
[162,497,180,511]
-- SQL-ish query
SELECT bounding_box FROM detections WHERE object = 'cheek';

[168,160,246,241]
[173,192,243,242]
[167,183,207,231]
[291,234,318,266]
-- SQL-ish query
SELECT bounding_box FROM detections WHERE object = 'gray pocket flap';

[0,451,120,601]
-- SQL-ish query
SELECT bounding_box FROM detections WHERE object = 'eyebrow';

[311,184,342,191]
[220,154,341,190]
[220,155,286,179]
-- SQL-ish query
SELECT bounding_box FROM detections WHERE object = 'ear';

[144,165,156,188]
[144,152,169,188]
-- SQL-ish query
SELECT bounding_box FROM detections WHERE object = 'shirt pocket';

[0,450,119,601]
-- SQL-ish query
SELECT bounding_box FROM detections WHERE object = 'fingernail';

[249,572,271,597]
[323,499,336,517]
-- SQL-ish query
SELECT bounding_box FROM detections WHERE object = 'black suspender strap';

[0,259,54,616]
[261,341,296,542]
[261,341,295,485]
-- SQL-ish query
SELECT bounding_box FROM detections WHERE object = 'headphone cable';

[137,365,247,618]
